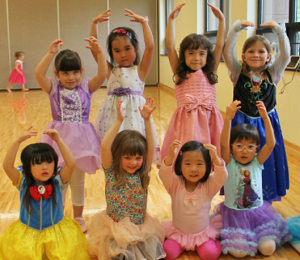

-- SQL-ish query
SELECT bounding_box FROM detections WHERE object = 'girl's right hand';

[116,99,125,122]
[203,144,222,166]
[169,2,186,20]
[165,140,181,166]
[49,39,63,54]
[84,36,103,53]
[225,100,241,120]
[92,9,111,24]
[241,20,255,28]
[207,3,224,20]
[138,97,156,120]
[16,126,37,143]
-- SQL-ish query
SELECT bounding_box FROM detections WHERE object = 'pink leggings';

[163,238,222,260]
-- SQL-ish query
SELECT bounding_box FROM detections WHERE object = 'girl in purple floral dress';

[87,98,165,260]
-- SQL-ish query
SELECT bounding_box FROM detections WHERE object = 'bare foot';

[6,87,12,93]
[22,88,29,92]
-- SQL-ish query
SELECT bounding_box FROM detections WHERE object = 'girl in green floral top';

[87,98,166,260]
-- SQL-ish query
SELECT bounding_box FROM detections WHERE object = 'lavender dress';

[40,78,101,174]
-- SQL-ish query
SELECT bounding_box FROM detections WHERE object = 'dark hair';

[230,123,260,147]
[241,35,271,74]
[107,27,140,66]
[175,34,218,85]
[111,130,149,188]
[15,51,24,59]
[174,141,212,183]
[54,49,82,72]
[21,143,58,212]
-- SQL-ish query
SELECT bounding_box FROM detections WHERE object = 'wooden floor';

[0,88,300,260]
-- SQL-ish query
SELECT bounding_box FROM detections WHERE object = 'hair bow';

[29,184,53,201]
[184,194,197,206]
[113,28,132,39]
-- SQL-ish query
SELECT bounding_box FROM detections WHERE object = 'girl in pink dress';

[160,2,225,163]
[159,140,228,260]
[7,51,28,92]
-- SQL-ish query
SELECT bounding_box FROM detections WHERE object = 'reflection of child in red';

[9,92,27,124]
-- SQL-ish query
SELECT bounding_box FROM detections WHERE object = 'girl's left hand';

[92,9,111,24]
[85,36,103,53]
[124,9,147,23]
[203,144,223,166]
[116,99,125,122]
[43,129,60,142]
[139,97,156,120]
[207,3,224,20]
[261,21,279,29]
[16,126,37,143]
[256,101,268,119]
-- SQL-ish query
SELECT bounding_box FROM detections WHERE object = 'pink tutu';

[87,210,166,260]
[9,64,26,84]
[161,214,222,251]
[40,121,100,174]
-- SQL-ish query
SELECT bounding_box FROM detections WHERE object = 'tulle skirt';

[87,210,166,260]
[231,109,289,200]
[161,214,223,251]
[9,68,26,84]
[214,202,291,256]
[0,217,90,260]
[40,121,101,174]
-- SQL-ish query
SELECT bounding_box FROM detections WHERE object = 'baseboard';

[157,84,300,158]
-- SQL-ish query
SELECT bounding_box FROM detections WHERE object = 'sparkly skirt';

[87,210,166,260]
[214,202,291,256]
[161,214,222,250]
[0,217,90,260]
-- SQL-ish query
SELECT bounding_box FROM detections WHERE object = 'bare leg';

[21,84,29,91]
[6,82,13,92]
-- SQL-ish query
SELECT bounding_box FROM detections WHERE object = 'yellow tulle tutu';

[0,217,91,260]
[87,210,166,260]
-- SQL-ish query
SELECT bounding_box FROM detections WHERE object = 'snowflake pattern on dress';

[104,163,148,225]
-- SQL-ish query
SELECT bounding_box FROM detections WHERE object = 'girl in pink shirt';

[159,140,228,260]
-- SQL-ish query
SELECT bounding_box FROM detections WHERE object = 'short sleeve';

[80,78,93,97]
[48,77,59,96]
[54,167,68,191]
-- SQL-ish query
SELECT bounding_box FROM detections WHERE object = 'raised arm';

[223,20,254,83]
[84,36,108,93]
[221,100,241,165]
[256,101,275,165]
[101,99,124,169]
[261,21,291,84]
[35,39,63,93]
[138,97,157,169]
[3,127,38,185]
[124,9,154,82]
[208,3,225,72]
[166,3,186,77]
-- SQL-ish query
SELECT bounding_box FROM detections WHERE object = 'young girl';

[214,100,291,258]
[223,20,291,201]
[90,9,161,164]
[7,51,28,92]
[0,128,90,260]
[87,99,166,260]
[159,140,228,260]
[35,36,107,232]
[160,2,225,163]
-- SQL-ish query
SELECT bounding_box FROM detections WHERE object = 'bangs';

[31,149,55,165]
[188,41,204,51]
[235,134,257,144]
[58,56,81,71]
[122,138,146,157]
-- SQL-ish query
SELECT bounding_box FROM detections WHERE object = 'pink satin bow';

[184,194,197,206]
[184,94,212,111]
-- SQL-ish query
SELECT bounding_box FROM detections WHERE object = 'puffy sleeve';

[80,78,93,97]
[54,167,68,191]
[48,77,59,96]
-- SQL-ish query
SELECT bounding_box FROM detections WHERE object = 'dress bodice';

[175,69,216,110]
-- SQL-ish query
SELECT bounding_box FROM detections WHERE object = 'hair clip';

[179,151,182,155]
[113,28,132,39]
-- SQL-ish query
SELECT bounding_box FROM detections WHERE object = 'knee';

[196,239,222,260]
[258,239,276,256]
[163,239,184,260]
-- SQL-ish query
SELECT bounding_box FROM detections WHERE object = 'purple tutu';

[214,202,291,256]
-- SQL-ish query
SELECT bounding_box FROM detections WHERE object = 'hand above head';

[169,2,186,20]
[16,126,38,143]
[49,39,63,55]
[256,101,268,119]
[207,3,224,20]
[84,36,103,53]
[138,97,156,120]
[43,129,61,142]
[124,9,148,23]
[168,140,181,160]
[203,143,222,166]
[92,9,111,24]
[225,100,241,120]
[260,21,279,29]
[116,99,125,122]
[241,20,255,28]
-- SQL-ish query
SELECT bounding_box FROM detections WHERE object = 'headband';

[113,28,132,40]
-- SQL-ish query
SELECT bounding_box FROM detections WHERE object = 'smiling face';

[55,70,82,90]
[121,154,143,174]
[184,47,208,71]
[242,40,271,71]
[31,161,55,185]
[111,36,137,67]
